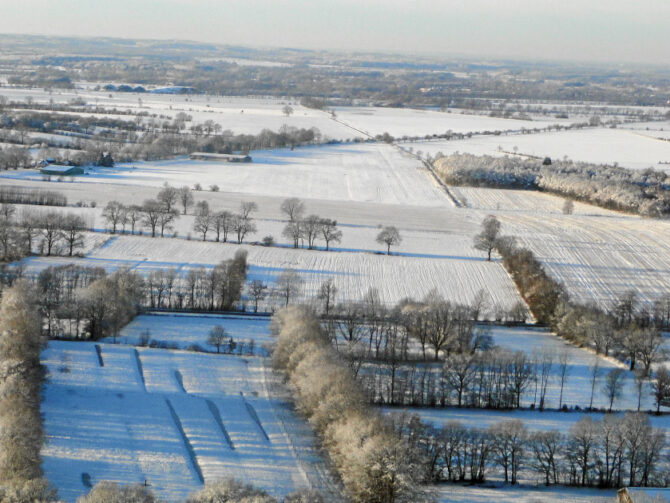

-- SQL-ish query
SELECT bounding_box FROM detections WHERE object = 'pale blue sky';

[0,0,668,65]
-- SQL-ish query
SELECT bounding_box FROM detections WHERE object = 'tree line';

[434,153,670,217]
[0,281,57,501]
[411,412,667,488]
[272,307,430,503]
[6,251,247,339]
[470,215,670,410]
[0,203,91,261]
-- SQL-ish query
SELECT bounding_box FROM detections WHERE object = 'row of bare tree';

[408,412,667,488]
[0,202,90,260]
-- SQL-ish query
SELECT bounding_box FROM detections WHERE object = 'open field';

[399,127,670,171]
[0,87,354,140]
[41,340,335,502]
[1,143,450,207]
[115,312,272,354]
[332,106,577,138]
[435,485,615,503]
[499,210,670,310]
[17,232,523,315]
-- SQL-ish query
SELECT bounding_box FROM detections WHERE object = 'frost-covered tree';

[473,215,501,261]
[562,199,575,215]
[376,226,402,255]
[0,281,45,485]
[78,481,157,503]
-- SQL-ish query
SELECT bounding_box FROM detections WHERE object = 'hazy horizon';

[1,0,669,66]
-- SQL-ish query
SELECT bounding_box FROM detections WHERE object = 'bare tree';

[158,207,179,237]
[193,201,212,241]
[652,366,670,414]
[538,350,553,410]
[61,214,86,256]
[302,215,321,249]
[282,104,294,117]
[280,197,305,222]
[232,214,256,244]
[489,419,527,485]
[588,357,600,409]
[320,219,342,251]
[317,278,338,316]
[282,220,303,248]
[276,268,303,307]
[126,205,143,235]
[157,183,179,213]
[40,212,62,255]
[213,211,233,242]
[557,350,570,409]
[178,185,194,215]
[603,368,625,412]
[239,201,258,220]
[141,199,162,237]
[207,325,227,353]
[102,201,125,234]
[249,280,267,313]
[376,226,402,255]
[473,215,501,261]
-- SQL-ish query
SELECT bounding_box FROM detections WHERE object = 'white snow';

[115,312,272,354]
[400,127,670,171]
[41,340,323,502]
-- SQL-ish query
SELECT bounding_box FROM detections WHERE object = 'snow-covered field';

[2,143,450,207]
[488,325,661,411]
[17,232,523,315]
[499,210,670,310]
[115,312,272,354]
[41,340,333,502]
[435,484,615,503]
[0,87,354,140]
[89,235,522,313]
[332,106,572,138]
[400,127,670,171]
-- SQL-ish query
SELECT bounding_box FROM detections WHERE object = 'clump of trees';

[0,185,67,206]
[0,281,57,501]
[21,252,248,339]
[434,153,670,217]
[280,198,343,251]
[192,200,257,244]
[0,203,90,261]
[272,307,431,502]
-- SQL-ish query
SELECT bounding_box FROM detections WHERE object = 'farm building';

[189,152,252,162]
[618,487,670,502]
[40,165,84,176]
